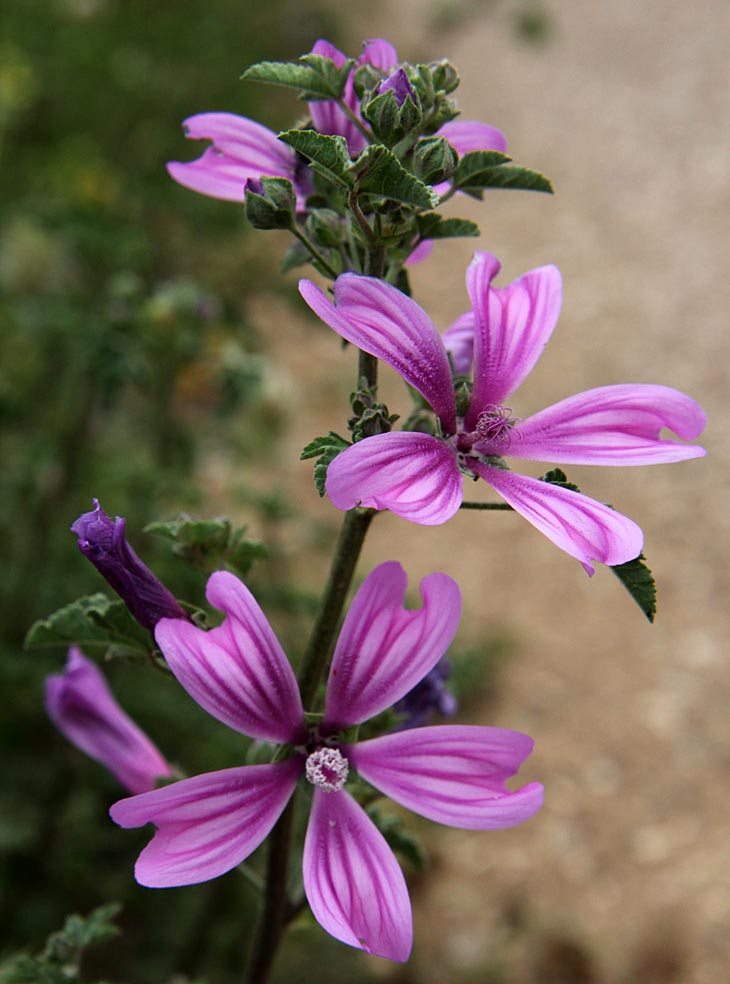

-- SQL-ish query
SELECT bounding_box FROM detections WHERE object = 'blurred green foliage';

[0,1,386,980]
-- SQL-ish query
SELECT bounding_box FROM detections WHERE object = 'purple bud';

[393,657,458,730]
[244,176,264,197]
[45,646,173,793]
[378,67,416,108]
[71,499,187,631]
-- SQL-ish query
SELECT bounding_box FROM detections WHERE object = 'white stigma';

[305,747,349,792]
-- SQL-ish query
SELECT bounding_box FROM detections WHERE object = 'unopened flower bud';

[72,499,187,631]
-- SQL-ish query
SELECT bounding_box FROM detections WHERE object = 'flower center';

[305,747,349,792]
[474,405,519,446]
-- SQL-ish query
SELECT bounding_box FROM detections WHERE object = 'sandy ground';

[217,2,728,980]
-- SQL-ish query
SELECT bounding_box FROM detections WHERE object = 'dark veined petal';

[155,571,305,745]
[324,562,461,730]
[299,276,457,432]
[508,384,707,465]
[466,252,562,423]
[473,463,643,575]
[303,788,412,962]
[347,725,543,828]
[436,119,507,156]
[361,38,399,72]
[110,760,302,887]
[442,309,476,375]
[325,431,463,525]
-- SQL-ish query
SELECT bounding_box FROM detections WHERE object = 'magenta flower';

[167,38,505,206]
[45,647,172,794]
[299,252,707,573]
[109,564,542,961]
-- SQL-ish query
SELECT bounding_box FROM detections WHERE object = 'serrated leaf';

[301,432,350,496]
[241,61,339,100]
[540,467,580,493]
[278,129,353,190]
[352,145,439,208]
[146,515,268,576]
[610,553,657,623]
[416,213,480,240]
[25,594,151,657]
[453,151,552,193]
[298,53,354,100]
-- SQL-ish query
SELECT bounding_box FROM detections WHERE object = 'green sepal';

[353,62,386,99]
[610,553,657,623]
[411,135,458,185]
[300,432,351,496]
[145,515,269,577]
[349,379,399,441]
[242,57,353,101]
[24,594,152,659]
[416,213,480,240]
[453,150,553,194]
[303,711,323,728]
[244,176,296,230]
[278,130,353,190]
[305,208,343,248]
[363,88,423,148]
[280,240,311,273]
[350,145,439,208]
[428,58,460,94]
[366,807,427,872]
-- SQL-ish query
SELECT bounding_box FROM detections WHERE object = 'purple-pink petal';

[45,647,172,794]
[442,309,476,375]
[436,119,507,157]
[324,562,462,731]
[347,725,544,829]
[466,253,563,424]
[299,275,456,431]
[307,40,365,156]
[473,464,644,574]
[154,571,305,745]
[303,788,412,962]
[324,431,463,525]
[110,760,301,887]
[509,384,707,465]
[361,39,399,72]
[167,113,298,204]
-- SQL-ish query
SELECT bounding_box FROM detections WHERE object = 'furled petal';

[361,39,399,72]
[347,726,543,828]
[45,647,172,794]
[167,113,298,203]
[299,276,457,431]
[110,760,301,887]
[436,119,507,157]
[466,253,562,425]
[442,309,476,375]
[155,571,305,744]
[324,562,461,730]
[473,464,643,574]
[303,788,412,962]
[325,432,463,525]
[507,384,707,465]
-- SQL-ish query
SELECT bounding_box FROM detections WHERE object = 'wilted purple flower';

[45,647,172,794]
[299,252,707,573]
[72,499,187,631]
[167,38,506,207]
[110,564,542,962]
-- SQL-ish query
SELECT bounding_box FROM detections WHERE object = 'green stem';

[459,501,514,510]
[336,97,374,144]
[290,226,339,280]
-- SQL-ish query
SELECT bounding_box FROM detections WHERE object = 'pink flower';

[299,252,707,573]
[45,647,172,794]
[167,38,505,206]
[110,564,542,961]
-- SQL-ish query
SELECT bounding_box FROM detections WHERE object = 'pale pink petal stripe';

[474,464,643,574]
[347,726,544,829]
[155,571,305,745]
[299,276,457,431]
[325,432,463,525]
[324,562,461,730]
[508,384,707,465]
[110,760,301,887]
[303,788,412,962]
[466,254,562,424]
[442,309,476,375]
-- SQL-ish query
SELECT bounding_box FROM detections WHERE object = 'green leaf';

[241,60,344,100]
[278,130,353,190]
[301,432,351,497]
[24,594,151,658]
[453,151,553,194]
[298,53,354,100]
[539,467,580,493]
[146,515,268,577]
[416,213,480,240]
[280,240,311,274]
[351,145,439,208]
[610,553,657,623]
[366,808,426,872]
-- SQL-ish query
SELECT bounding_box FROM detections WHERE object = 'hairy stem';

[290,226,340,280]
[459,501,514,510]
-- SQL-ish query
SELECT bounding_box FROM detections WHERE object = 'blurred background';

[1,0,727,981]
